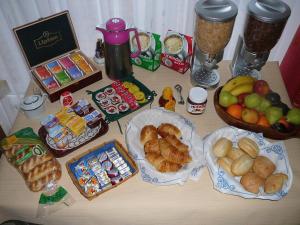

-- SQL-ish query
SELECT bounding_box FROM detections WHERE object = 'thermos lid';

[106,18,126,31]
[195,0,238,22]
[248,0,291,23]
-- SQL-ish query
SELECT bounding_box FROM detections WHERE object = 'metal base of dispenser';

[191,67,220,89]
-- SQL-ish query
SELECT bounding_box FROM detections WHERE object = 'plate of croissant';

[204,126,293,200]
[126,107,205,185]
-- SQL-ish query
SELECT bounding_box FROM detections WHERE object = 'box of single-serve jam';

[13,10,102,102]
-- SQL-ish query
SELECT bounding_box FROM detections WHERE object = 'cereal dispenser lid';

[195,0,238,22]
[248,0,291,23]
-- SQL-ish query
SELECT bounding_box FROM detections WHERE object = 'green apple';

[245,93,262,109]
[265,106,283,125]
[219,91,238,107]
[255,98,271,112]
[287,108,300,125]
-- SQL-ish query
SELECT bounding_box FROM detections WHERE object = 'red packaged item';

[60,91,74,108]
[161,30,193,74]
[35,66,52,80]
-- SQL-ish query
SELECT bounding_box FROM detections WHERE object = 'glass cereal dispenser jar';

[231,0,291,78]
[191,0,238,88]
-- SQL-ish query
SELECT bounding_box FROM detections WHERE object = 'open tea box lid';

[13,10,79,68]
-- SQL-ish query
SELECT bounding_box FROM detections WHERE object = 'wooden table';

[1,61,300,225]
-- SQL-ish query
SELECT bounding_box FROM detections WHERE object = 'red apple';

[253,80,270,96]
[237,93,249,106]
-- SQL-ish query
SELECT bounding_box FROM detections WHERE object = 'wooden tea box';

[13,10,102,102]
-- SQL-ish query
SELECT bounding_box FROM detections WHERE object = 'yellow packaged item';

[56,108,76,126]
[66,116,86,136]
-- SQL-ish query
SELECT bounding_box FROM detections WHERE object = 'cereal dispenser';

[231,0,291,78]
[191,0,238,88]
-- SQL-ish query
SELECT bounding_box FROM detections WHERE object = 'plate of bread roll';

[126,107,205,185]
[204,126,293,200]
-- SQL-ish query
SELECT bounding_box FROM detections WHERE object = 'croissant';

[145,152,182,173]
[144,139,160,154]
[157,123,181,139]
[159,138,191,164]
[140,125,158,145]
[165,135,188,153]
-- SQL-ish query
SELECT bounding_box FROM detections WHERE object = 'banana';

[230,83,254,96]
[221,76,255,93]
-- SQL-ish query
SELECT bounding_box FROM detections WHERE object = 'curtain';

[0,0,299,135]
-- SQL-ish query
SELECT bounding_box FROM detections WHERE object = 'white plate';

[125,107,206,185]
[204,126,293,200]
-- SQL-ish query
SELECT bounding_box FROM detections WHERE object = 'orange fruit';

[257,115,270,127]
[226,104,243,119]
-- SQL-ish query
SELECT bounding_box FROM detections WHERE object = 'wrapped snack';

[54,71,72,86]
[55,107,76,126]
[66,116,86,136]
[0,127,61,192]
[41,114,59,133]
[42,77,59,90]
[84,109,102,128]
[35,66,52,80]
[37,181,75,218]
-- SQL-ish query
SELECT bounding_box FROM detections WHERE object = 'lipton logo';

[34,31,62,49]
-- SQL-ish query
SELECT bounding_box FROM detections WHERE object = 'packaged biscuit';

[131,31,162,71]
[0,127,62,192]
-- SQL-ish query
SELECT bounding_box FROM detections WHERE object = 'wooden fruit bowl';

[214,87,300,140]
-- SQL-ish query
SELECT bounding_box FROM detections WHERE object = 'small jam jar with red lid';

[186,87,207,114]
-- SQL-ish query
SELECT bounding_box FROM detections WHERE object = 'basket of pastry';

[38,99,109,157]
[204,126,293,200]
[126,107,206,185]
[0,127,61,192]
[66,140,138,200]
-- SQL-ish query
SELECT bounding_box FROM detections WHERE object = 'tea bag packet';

[0,127,62,192]
[35,66,52,80]
[37,181,75,218]
[54,71,72,86]
[43,77,60,90]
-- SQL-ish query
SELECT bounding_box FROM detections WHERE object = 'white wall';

[0,0,299,134]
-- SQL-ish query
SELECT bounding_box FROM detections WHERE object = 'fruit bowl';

[214,87,300,140]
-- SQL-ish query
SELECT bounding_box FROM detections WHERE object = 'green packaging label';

[131,32,162,71]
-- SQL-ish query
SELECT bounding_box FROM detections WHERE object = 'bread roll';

[231,155,254,176]
[157,123,181,139]
[28,169,62,192]
[238,137,259,158]
[217,157,234,176]
[140,125,158,145]
[212,137,232,158]
[227,147,245,161]
[264,173,288,194]
[240,172,264,194]
[253,156,276,179]
[144,139,160,155]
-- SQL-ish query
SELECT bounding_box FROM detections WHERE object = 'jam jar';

[186,87,207,114]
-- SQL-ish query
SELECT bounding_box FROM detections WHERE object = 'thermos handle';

[128,28,141,58]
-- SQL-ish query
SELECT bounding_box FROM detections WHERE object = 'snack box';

[130,30,162,71]
[13,11,102,102]
[66,140,138,200]
[38,99,109,158]
[161,30,193,74]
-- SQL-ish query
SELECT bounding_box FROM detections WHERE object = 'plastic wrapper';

[37,181,75,218]
[0,127,62,192]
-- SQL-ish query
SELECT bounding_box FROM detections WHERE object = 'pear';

[219,91,238,107]
[265,107,283,125]
[255,98,271,112]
